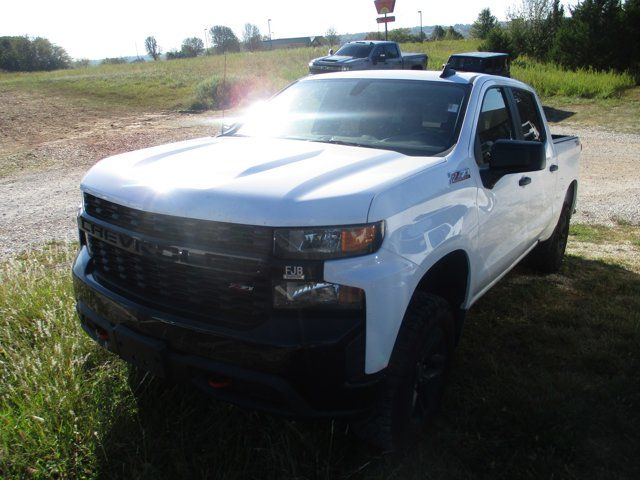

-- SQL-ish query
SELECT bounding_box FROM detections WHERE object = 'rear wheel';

[352,293,454,452]
[527,191,573,273]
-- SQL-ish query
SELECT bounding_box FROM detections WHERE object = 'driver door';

[372,46,391,69]
[473,87,542,293]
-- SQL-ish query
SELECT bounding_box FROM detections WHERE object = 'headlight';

[273,282,364,309]
[273,222,384,260]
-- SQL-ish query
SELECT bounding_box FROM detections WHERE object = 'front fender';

[325,160,478,374]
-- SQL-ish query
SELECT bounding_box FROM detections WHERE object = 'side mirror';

[489,139,545,173]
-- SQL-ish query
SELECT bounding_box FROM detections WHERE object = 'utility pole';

[204,28,209,51]
[268,19,272,50]
[418,10,423,42]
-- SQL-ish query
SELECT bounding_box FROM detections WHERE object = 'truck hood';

[81,136,443,227]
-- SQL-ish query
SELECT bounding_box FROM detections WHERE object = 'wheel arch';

[567,179,578,213]
[413,249,470,343]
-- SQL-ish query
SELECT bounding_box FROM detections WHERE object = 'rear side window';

[476,87,515,164]
[512,89,545,142]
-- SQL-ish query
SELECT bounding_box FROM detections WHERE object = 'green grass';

[511,58,635,99]
[570,223,640,245]
[2,228,639,479]
[1,39,634,113]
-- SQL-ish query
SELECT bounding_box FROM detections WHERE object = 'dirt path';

[1,89,638,260]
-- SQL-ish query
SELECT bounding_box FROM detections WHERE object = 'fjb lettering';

[283,266,305,280]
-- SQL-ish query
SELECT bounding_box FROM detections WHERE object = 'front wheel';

[351,293,454,452]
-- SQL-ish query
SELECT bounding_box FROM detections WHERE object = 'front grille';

[88,237,271,327]
[311,64,342,73]
[82,194,274,327]
[83,193,273,255]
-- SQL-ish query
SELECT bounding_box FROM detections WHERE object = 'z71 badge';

[448,168,471,184]
[283,266,305,280]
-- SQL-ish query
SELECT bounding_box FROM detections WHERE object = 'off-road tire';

[527,192,573,274]
[351,292,454,452]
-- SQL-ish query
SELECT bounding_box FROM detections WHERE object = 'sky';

[1,0,574,60]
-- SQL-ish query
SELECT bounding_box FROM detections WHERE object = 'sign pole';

[384,13,388,40]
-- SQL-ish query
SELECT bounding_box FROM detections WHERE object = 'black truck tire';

[527,191,573,274]
[351,292,454,452]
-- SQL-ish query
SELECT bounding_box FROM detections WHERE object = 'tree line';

[365,26,463,42]
[474,0,639,75]
[149,24,342,61]
[0,36,70,71]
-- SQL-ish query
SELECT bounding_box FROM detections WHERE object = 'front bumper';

[73,247,384,418]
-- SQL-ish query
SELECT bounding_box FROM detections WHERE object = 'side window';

[476,88,515,165]
[512,89,545,142]
[384,44,399,59]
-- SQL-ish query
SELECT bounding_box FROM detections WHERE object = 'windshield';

[334,44,373,58]
[234,78,469,156]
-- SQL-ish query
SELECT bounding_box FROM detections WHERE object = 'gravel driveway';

[1,90,638,260]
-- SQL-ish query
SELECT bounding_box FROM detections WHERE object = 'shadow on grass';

[543,105,576,123]
[94,255,640,480]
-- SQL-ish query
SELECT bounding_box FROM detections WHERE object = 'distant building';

[262,36,325,50]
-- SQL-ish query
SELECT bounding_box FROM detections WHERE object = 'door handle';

[549,164,559,172]
[519,176,532,187]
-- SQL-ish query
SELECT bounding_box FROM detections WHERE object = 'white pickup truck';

[73,70,580,450]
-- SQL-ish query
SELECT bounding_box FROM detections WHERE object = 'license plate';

[113,325,166,377]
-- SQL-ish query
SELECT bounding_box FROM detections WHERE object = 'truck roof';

[348,40,396,45]
[300,69,531,91]
[449,51,509,59]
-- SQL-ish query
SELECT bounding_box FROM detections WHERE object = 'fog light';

[273,282,364,309]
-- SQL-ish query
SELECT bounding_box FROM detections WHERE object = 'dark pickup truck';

[309,41,427,74]
[445,51,511,77]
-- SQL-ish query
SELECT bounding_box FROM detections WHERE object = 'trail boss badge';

[448,168,471,184]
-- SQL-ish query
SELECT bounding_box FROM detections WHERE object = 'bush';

[101,57,128,65]
[193,75,275,110]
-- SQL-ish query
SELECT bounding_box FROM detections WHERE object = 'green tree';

[73,58,91,68]
[550,0,625,70]
[479,27,515,56]
[144,36,160,60]
[325,27,340,47]
[0,36,69,71]
[507,0,566,60]
[242,24,262,51]
[430,25,446,41]
[181,37,204,57]
[445,26,464,40]
[210,25,240,54]
[623,0,640,75]
[388,28,416,43]
[471,8,498,39]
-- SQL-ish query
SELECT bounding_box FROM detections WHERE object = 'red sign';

[376,16,396,23]
[374,0,396,15]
